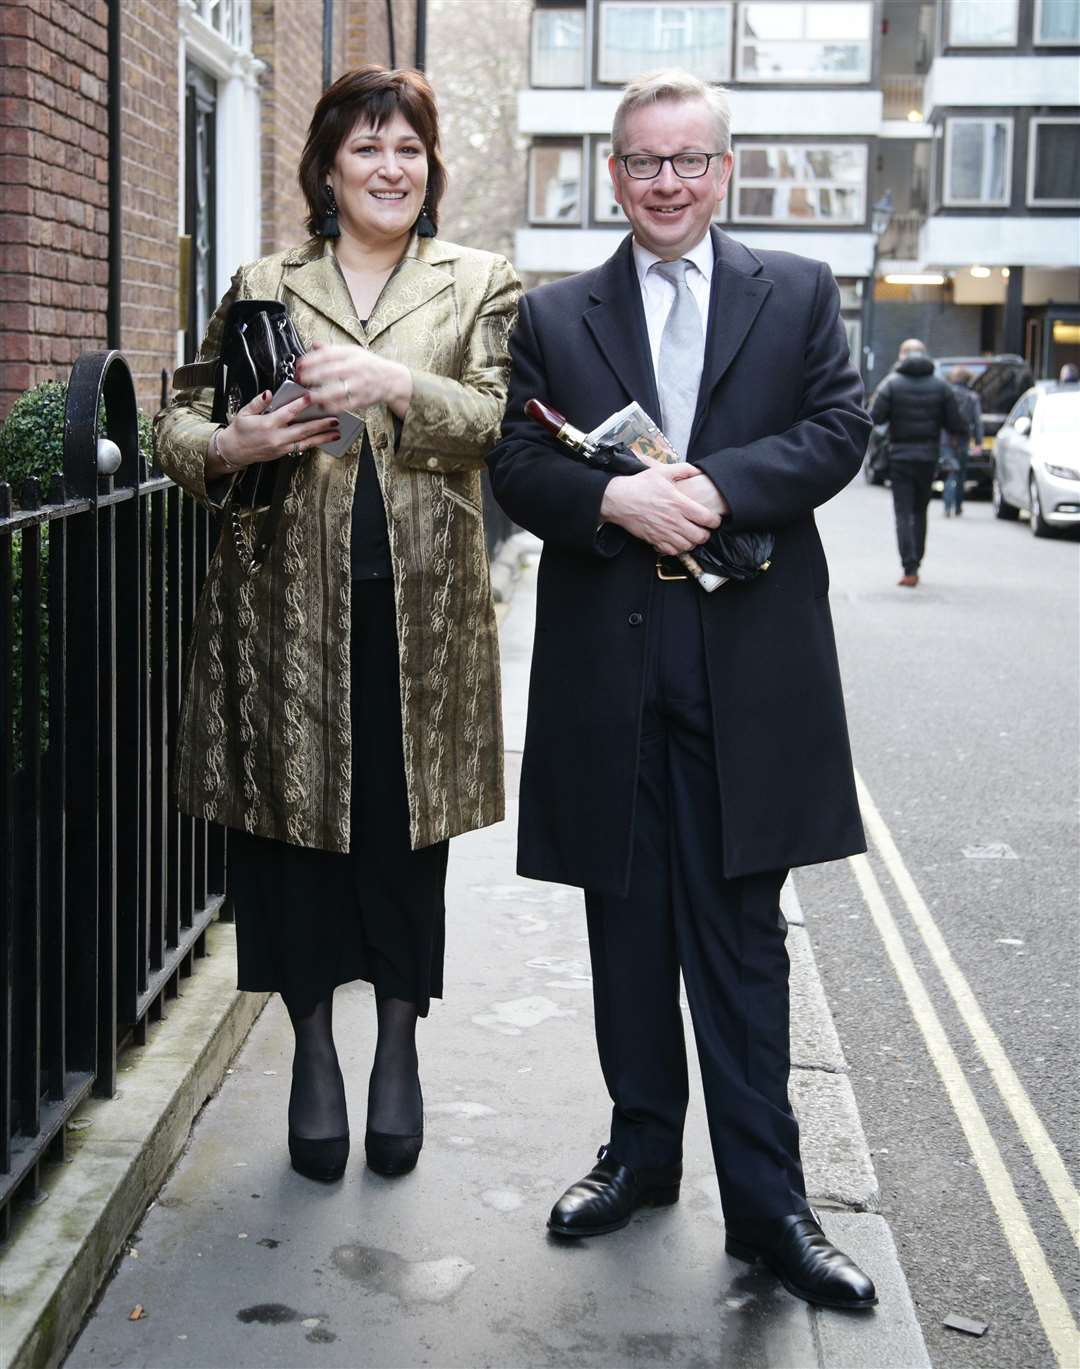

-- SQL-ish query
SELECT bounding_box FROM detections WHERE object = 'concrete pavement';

[64,537,928,1369]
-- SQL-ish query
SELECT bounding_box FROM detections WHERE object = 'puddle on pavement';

[330,1244,475,1304]
[235,1304,336,1343]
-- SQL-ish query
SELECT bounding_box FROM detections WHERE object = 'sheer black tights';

[284,994,347,1141]
[284,992,421,1139]
[368,996,422,1136]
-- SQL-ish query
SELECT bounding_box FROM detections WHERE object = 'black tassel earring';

[415,198,436,238]
[320,183,341,239]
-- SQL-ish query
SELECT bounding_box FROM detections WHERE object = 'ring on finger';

[342,375,353,408]
[290,442,300,458]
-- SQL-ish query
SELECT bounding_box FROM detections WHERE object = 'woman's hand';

[209,390,341,479]
[296,342,413,419]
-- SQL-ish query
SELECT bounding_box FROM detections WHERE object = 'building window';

[594,142,625,223]
[737,2,872,82]
[1028,118,1080,206]
[943,118,1012,206]
[531,8,586,87]
[598,3,733,84]
[733,143,867,224]
[947,0,1018,47]
[194,0,251,49]
[529,142,583,224]
[1035,0,1080,43]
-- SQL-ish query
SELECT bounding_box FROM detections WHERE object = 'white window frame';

[530,7,586,88]
[946,0,1019,47]
[178,0,263,327]
[598,2,733,84]
[736,2,873,84]
[528,141,584,226]
[943,117,1013,208]
[732,141,868,226]
[1027,117,1080,208]
[1034,0,1080,45]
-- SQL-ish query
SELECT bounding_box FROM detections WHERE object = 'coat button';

[426,456,439,470]
[628,612,644,626]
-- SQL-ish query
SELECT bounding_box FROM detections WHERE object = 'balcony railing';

[882,75,926,123]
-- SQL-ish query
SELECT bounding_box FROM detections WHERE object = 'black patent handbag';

[173,299,307,572]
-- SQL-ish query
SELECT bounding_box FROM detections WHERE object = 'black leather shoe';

[725,1210,877,1309]
[548,1147,682,1237]
[365,1081,423,1177]
[288,1131,349,1183]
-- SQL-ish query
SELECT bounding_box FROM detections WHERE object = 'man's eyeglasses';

[616,152,722,180]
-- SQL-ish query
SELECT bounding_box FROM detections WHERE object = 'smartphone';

[269,380,365,459]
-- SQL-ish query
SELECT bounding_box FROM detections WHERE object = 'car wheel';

[1029,473,1054,538]
[992,474,1019,520]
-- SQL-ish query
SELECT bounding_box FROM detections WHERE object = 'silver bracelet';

[210,425,240,472]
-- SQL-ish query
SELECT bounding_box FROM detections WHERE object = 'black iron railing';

[0,352,226,1236]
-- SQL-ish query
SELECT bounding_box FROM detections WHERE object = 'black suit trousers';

[584,576,809,1220]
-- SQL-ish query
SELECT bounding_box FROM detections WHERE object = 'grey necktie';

[651,258,704,461]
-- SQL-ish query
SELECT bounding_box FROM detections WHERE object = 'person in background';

[940,365,983,517]
[156,66,518,1186]
[1058,363,1079,383]
[870,339,966,585]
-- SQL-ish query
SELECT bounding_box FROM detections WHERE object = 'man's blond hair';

[611,69,732,157]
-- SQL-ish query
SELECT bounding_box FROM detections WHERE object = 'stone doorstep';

[0,923,269,1369]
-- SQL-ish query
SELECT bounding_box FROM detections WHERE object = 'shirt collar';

[633,230,715,290]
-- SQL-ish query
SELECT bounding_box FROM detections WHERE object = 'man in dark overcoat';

[488,70,875,1310]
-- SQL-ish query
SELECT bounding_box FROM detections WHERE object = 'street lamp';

[863,190,894,384]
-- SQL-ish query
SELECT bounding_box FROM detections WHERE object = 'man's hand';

[668,466,731,519]
[599,464,722,556]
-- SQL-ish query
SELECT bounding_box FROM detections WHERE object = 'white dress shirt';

[632,232,714,383]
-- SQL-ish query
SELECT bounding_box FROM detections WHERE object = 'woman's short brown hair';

[298,65,448,238]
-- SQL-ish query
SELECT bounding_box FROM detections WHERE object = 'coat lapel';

[280,236,459,348]
[583,236,661,425]
[688,227,772,450]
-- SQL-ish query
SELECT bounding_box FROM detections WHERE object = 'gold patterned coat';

[155,233,520,853]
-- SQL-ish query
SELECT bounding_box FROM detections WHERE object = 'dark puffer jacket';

[870,352,967,460]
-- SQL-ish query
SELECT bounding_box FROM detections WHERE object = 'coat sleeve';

[487,291,627,556]
[154,268,244,510]
[393,255,522,475]
[695,262,871,530]
[869,376,892,426]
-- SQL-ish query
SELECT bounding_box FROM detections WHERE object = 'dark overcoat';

[488,227,869,895]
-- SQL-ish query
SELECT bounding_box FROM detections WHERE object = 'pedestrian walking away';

[489,69,877,1312]
[869,339,966,585]
[940,365,983,517]
[156,65,519,1186]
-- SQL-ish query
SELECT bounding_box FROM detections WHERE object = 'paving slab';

[788,927,847,1075]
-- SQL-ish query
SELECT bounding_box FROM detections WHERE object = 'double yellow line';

[850,770,1079,1369]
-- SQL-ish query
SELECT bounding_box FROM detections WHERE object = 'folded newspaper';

[587,401,681,465]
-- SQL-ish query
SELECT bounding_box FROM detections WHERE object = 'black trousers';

[584,577,808,1221]
[889,457,936,574]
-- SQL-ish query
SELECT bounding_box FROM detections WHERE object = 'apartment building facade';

[0,0,422,420]
[516,0,1080,388]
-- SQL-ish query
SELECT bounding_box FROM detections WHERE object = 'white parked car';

[992,383,1080,537]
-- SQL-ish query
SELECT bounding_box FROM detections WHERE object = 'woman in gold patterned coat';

[155,67,519,1185]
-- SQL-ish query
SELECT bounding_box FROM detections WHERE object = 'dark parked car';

[932,354,1034,495]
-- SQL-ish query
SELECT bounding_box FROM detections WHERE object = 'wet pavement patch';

[331,1243,475,1303]
[236,1303,299,1325]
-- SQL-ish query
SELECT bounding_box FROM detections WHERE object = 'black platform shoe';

[365,1080,423,1177]
[725,1210,878,1309]
[548,1147,682,1237]
[288,1130,350,1183]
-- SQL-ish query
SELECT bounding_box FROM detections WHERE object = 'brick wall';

[0,0,109,421]
[120,0,178,417]
[254,0,329,257]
